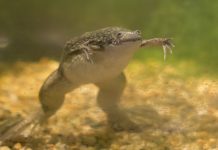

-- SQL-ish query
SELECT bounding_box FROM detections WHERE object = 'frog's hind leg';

[95,73,139,131]
[0,69,78,142]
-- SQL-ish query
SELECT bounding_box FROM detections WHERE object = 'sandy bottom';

[0,58,218,150]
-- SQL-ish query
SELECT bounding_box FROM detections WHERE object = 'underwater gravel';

[0,58,218,150]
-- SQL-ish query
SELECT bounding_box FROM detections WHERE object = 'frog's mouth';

[120,37,142,43]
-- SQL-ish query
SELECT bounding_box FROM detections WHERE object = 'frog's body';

[61,27,142,83]
[62,40,141,83]
[0,27,174,141]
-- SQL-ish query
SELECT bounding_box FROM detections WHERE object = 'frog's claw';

[162,38,175,60]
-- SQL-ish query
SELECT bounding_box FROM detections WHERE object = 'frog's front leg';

[78,41,102,64]
[140,38,175,60]
[0,69,78,141]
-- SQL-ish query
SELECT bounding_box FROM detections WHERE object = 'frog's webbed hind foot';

[0,109,44,142]
[0,115,23,137]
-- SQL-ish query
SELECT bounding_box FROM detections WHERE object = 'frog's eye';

[117,32,122,38]
[135,30,141,35]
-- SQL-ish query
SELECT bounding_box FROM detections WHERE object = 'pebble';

[81,136,97,146]
[0,146,11,150]
[79,146,91,150]
[13,143,22,149]
[55,142,67,150]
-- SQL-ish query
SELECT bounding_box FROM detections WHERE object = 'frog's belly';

[63,54,132,83]
[62,42,140,83]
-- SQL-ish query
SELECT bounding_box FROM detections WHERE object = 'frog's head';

[107,27,142,46]
[84,27,142,48]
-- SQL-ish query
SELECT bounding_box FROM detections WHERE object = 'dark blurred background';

[0,0,217,76]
